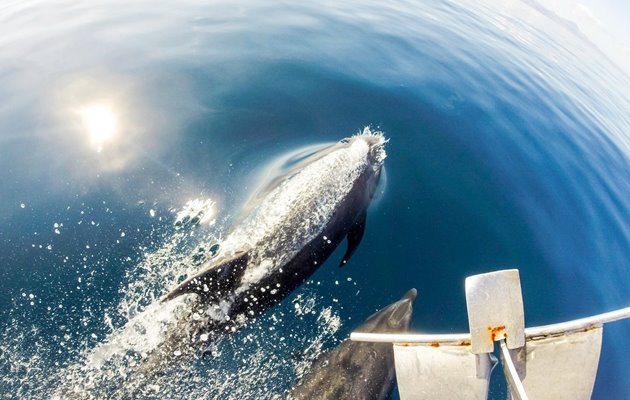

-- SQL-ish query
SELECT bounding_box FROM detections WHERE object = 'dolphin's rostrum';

[163,128,387,339]
[290,288,417,400]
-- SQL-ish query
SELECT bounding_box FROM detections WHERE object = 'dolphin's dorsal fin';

[339,213,366,267]
[162,251,249,302]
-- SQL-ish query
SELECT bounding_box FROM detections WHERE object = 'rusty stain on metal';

[528,323,601,341]
[395,340,472,347]
[488,325,506,341]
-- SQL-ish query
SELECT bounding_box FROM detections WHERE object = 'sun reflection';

[79,104,117,152]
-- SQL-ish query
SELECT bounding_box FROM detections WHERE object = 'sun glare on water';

[79,104,117,152]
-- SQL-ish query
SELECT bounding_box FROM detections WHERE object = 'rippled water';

[1,0,629,398]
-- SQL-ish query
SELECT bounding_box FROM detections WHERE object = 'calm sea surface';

[1,0,629,398]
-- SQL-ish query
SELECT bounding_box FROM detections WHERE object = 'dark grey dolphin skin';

[162,129,387,338]
[290,289,417,400]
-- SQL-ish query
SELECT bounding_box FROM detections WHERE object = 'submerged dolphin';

[290,289,416,400]
[163,128,387,338]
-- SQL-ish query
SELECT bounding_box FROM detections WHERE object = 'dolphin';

[290,288,417,400]
[50,130,386,399]
[162,128,387,339]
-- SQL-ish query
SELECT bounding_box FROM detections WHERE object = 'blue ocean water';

[1,0,629,398]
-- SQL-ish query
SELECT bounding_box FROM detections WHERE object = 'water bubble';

[209,243,220,256]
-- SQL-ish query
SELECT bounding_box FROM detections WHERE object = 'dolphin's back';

[224,138,371,267]
[290,340,395,400]
[290,289,416,400]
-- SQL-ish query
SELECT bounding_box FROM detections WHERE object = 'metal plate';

[504,327,603,400]
[394,343,496,400]
[465,269,525,353]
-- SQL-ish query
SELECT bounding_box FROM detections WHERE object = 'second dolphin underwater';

[161,128,387,342]
[290,289,417,400]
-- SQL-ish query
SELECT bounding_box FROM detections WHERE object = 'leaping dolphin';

[52,129,387,399]
[290,289,416,399]
[163,128,387,338]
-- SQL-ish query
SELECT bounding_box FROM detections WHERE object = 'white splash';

[85,296,192,369]
[293,302,342,380]
[175,198,216,228]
